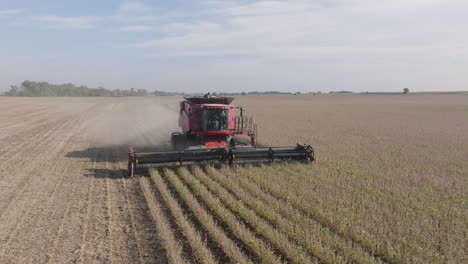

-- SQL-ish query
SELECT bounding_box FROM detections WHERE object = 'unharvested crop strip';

[151,170,218,263]
[206,166,381,264]
[131,117,201,263]
[241,165,393,263]
[203,166,343,263]
[273,163,441,232]
[149,169,252,264]
[140,177,188,264]
[179,169,296,261]
[186,167,315,264]
[161,168,282,264]
[127,178,172,263]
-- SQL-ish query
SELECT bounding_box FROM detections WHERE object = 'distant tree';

[5,85,19,96]
[137,89,147,96]
[152,90,183,96]
[403,88,409,94]
[4,81,150,97]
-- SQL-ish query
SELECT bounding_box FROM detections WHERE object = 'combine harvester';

[128,95,314,176]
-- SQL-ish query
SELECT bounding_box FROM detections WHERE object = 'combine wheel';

[229,138,236,148]
[171,132,188,151]
[250,136,256,148]
[128,161,134,177]
[128,147,135,177]
[304,145,315,163]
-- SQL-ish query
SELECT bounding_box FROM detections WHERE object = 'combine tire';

[171,132,188,151]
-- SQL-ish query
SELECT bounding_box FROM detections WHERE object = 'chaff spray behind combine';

[128,95,314,176]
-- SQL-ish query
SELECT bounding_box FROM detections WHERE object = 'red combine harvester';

[128,96,314,176]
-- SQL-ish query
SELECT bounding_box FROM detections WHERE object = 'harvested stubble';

[0,97,181,264]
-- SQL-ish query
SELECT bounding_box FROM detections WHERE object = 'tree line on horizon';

[4,81,152,97]
[2,81,301,97]
[7,80,411,97]
[2,81,412,97]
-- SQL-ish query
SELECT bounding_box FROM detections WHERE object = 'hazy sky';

[1,0,467,93]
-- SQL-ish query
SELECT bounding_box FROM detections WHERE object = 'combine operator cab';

[172,96,257,150]
[202,108,228,132]
[127,95,314,176]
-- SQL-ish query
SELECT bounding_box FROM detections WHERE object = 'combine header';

[128,95,314,176]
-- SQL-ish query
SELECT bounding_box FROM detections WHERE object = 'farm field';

[0,94,466,264]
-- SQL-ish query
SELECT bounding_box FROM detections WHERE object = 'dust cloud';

[83,97,180,150]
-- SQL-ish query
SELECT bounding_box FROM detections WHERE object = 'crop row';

[139,164,400,263]
[227,163,466,263]
[139,159,466,264]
